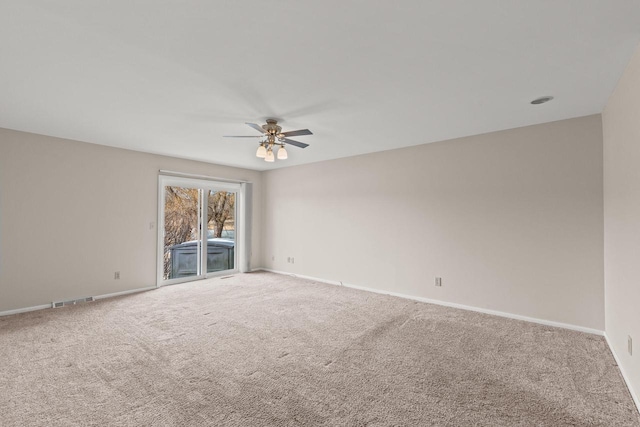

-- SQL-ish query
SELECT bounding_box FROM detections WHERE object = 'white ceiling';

[1,1,639,171]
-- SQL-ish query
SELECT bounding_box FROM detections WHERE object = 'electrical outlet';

[271,256,275,261]
[291,257,295,264]
[149,221,155,229]
[629,335,633,356]
[435,277,442,287]
[114,271,120,280]
[287,257,291,263]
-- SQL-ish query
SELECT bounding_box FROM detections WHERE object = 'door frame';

[157,174,244,287]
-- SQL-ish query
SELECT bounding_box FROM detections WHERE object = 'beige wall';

[1,116,607,331]
[0,128,262,312]
[262,115,605,330]
[603,43,640,402]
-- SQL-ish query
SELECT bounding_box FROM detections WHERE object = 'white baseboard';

[257,268,604,336]
[0,304,52,317]
[93,286,157,301]
[0,286,157,317]
[605,334,640,414]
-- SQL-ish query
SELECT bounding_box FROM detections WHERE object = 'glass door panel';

[205,190,236,273]
[163,186,202,280]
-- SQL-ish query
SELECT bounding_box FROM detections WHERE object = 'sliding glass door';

[158,175,243,286]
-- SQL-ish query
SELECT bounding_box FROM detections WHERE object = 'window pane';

[206,191,235,272]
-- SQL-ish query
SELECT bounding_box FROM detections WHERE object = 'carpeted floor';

[1,272,638,426]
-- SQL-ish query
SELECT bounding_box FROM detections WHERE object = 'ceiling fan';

[224,119,312,162]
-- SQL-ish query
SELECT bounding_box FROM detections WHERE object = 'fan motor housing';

[262,119,282,135]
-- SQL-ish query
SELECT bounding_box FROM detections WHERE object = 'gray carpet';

[1,272,638,426]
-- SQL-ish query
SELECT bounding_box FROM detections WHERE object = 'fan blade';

[281,138,309,148]
[281,129,313,137]
[223,135,262,138]
[245,123,266,134]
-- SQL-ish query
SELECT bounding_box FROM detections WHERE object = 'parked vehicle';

[168,238,234,278]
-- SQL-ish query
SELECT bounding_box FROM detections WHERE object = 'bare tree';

[163,187,200,278]
[164,187,200,246]
[208,191,235,237]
